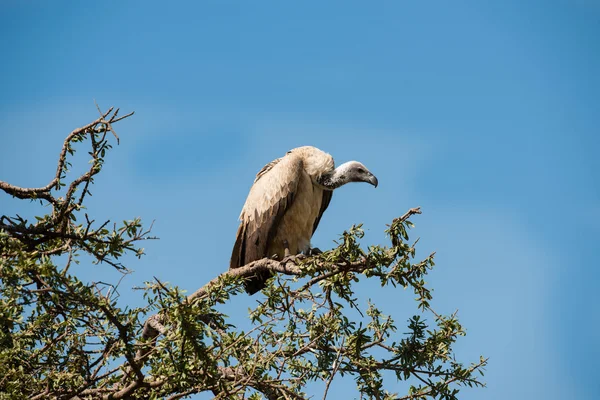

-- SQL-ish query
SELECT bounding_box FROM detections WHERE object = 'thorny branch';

[0,107,149,272]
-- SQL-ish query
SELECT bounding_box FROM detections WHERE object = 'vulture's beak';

[368,173,378,188]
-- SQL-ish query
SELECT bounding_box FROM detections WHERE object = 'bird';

[230,146,378,295]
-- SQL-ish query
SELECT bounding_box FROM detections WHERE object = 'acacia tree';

[0,108,487,399]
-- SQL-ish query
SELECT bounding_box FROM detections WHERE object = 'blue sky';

[1,1,599,398]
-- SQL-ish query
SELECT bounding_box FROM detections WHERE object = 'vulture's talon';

[282,254,306,264]
[307,247,322,256]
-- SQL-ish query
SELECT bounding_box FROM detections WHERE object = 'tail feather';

[243,273,270,295]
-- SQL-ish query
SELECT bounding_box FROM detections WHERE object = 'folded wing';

[230,154,304,294]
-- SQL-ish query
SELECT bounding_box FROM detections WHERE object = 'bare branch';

[0,106,128,201]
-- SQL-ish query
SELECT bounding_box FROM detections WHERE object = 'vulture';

[230,146,378,295]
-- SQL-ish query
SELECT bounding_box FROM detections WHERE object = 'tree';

[0,108,487,399]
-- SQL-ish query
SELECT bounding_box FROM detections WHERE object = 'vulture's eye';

[357,168,365,174]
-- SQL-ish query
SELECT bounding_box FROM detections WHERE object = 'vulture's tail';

[230,222,273,295]
[242,272,271,295]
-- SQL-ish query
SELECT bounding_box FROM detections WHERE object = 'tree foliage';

[0,108,486,399]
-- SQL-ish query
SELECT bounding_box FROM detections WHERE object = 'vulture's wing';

[253,157,282,183]
[230,154,303,294]
[312,190,333,234]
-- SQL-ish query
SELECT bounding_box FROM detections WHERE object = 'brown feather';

[312,190,333,234]
[254,157,283,183]
[230,222,246,272]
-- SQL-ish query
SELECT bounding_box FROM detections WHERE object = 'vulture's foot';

[305,247,322,256]
[282,254,306,264]
[280,240,307,263]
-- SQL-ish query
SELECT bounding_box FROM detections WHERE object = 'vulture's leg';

[281,240,305,263]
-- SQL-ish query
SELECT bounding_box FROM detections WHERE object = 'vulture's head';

[339,161,378,187]
[319,161,378,189]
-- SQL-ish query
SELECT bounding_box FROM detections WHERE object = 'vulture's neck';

[318,162,354,190]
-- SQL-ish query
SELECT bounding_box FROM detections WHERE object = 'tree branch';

[0,107,132,201]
